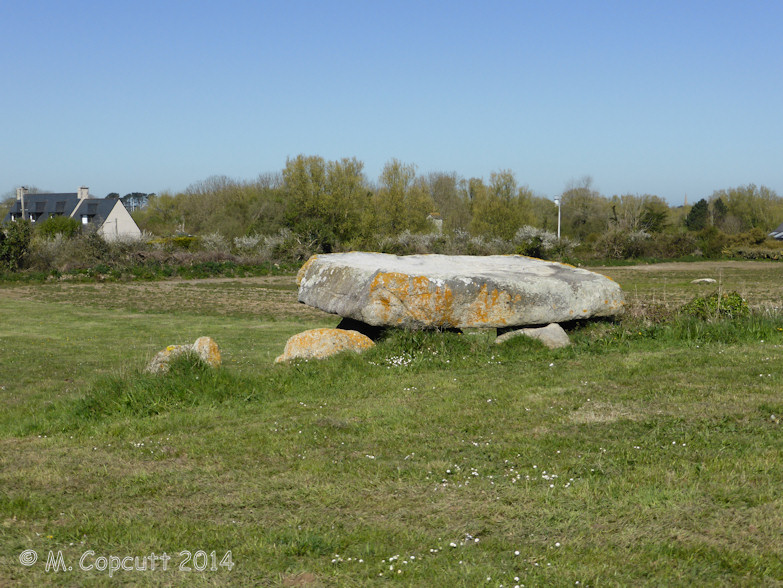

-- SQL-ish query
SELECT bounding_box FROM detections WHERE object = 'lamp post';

[553,198,561,240]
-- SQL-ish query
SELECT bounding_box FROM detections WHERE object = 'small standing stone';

[146,336,221,373]
[275,328,375,363]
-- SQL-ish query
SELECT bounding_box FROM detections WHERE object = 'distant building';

[5,186,142,240]
[427,212,443,234]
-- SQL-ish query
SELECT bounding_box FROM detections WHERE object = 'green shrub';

[0,220,33,270]
[646,232,697,258]
[512,226,577,260]
[595,229,650,259]
[36,216,80,239]
[727,247,783,260]
[723,227,769,247]
[679,290,749,321]
[148,235,199,250]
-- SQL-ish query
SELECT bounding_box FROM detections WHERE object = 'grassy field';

[1,260,782,586]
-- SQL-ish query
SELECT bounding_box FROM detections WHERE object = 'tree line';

[3,155,782,268]
[130,155,783,259]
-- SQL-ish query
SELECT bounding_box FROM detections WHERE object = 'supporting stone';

[494,323,571,349]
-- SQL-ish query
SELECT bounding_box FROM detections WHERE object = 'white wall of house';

[97,201,142,241]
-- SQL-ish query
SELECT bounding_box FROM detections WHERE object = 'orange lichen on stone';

[370,276,541,327]
[296,255,319,286]
[275,328,375,363]
[463,284,517,326]
[193,336,221,368]
[369,272,456,326]
[147,336,221,373]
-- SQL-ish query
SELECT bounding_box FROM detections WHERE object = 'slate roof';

[3,193,117,225]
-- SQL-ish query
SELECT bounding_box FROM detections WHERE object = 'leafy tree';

[282,155,329,246]
[461,177,488,202]
[712,197,728,227]
[36,215,81,239]
[120,192,149,211]
[608,193,669,233]
[640,196,670,233]
[375,158,415,235]
[372,159,434,236]
[408,177,439,233]
[560,176,610,242]
[711,184,782,232]
[425,172,471,232]
[179,176,284,238]
[469,170,534,239]
[183,176,242,236]
[685,199,709,231]
[529,194,558,233]
[246,172,286,235]
[325,157,371,241]
[282,155,370,250]
[132,191,184,235]
[0,195,14,221]
[106,192,120,199]
[0,220,33,270]
[609,194,647,232]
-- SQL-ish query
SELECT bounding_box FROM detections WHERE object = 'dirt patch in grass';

[282,572,322,587]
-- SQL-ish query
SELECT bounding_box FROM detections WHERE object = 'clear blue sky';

[2,0,781,204]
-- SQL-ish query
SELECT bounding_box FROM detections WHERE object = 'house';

[427,212,443,234]
[4,186,142,240]
[769,222,783,240]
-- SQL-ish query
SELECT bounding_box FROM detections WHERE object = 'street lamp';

[553,198,561,240]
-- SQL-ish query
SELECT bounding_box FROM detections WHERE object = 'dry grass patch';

[569,401,641,424]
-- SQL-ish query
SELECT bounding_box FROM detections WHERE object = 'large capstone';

[297,253,623,329]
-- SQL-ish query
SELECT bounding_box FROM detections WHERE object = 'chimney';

[17,186,28,220]
[77,186,90,199]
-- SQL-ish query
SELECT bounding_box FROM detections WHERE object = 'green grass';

[1,263,782,586]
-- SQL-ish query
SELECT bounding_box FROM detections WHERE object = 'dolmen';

[276,252,624,362]
[298,252,623,329]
